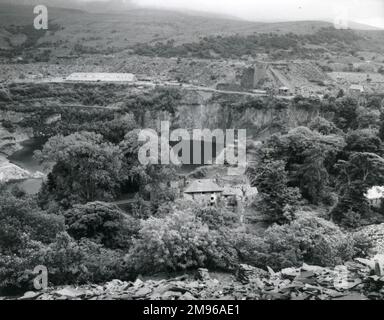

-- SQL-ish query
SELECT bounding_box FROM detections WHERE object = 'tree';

[332,152,384,226]
[295,144,329,204]
[123,88,181,126]
[309,116,339,135]
[345,129,383,155]
[127,210,238,273]
[0,191,64,254]
[336,89,344,98]
[333,97,359,131]
[356,107,380,129]
[248,160,301,223]
[336,152,384,193]
[377,110,384,141]
[98,114,137,144]
[254,127,345,205]
[65,202,140,250]
[119,129,177,202]
[36,131,124,206]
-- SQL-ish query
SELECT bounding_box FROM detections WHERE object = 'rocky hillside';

[0,82,319,145]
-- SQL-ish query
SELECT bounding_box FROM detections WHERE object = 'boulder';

[54,287,86,298]
[237,264,268,284]
[196,268,210,281]
[18,291,42,300]
[133,287,152,299]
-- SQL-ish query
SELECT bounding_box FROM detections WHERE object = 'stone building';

[183,179,223,206]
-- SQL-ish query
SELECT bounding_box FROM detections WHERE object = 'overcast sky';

[130,0,384,28]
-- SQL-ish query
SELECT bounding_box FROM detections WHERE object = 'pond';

[7,137,47,195]
[172,140,224,174]
[8,137,46,173]
[5,137,223,195]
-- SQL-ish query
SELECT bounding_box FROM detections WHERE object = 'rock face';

[0,158,44,183]
[0,125,32,156]
[2,82,319,144]
[7,259,384,300]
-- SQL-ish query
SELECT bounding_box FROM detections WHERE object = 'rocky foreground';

[5,256,384,301]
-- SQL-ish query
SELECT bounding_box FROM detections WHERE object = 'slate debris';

[237,264,268,284]
[196,268,210,281]
[8,257,384,300]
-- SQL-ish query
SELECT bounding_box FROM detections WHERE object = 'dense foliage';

[36,132,125,207]
[133,27,362,60]
[2,89,384,294]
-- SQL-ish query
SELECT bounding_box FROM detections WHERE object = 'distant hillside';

[0,5,336,54]
[0,0,137,12]
[0,3,383,60]
[132,27,384,60]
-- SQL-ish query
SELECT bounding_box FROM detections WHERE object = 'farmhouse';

[65,72,137,82]
[184,179,223,205]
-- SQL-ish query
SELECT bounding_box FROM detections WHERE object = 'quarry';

[2,1,384,306]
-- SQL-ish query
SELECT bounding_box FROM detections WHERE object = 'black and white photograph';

[1,0,384,307]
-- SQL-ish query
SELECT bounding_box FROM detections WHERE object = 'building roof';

[66,73,136,82]
[349,84,364,92]
[223,187,243,197]
[365,186,384,200]
[184,179,223,194]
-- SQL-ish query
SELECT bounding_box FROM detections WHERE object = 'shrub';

[0,192,65,254]
[65,202,140,250]
[350,232,374,257]
[41,233,131,285]
[309,116,339,135]
[235,212,371,270]
[123,195,152,219]
[127,211,238,273]
[262,213,356,268]
[0,238,45,295]
[194,206,240,230]
[234,233,270,268]
[0,232,134,294]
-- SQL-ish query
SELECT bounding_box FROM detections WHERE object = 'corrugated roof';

[66,73,136,82]
[184,179,223,194]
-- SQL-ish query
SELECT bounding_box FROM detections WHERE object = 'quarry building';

[65,72,137,82]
